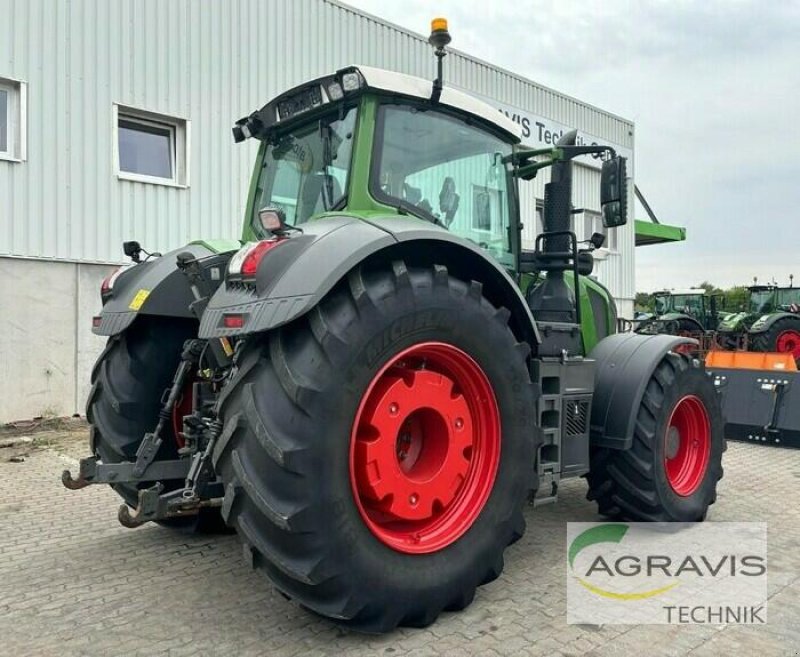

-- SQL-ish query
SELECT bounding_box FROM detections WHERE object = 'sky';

[340,0,800,292]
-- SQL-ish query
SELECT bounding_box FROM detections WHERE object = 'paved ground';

[1,434,799,657]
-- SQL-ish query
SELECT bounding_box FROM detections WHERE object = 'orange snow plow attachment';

[705,351,797,372]
[705,350,800,449]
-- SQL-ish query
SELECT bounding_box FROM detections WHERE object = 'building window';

[0,77,27,162]
[113,104,189,187]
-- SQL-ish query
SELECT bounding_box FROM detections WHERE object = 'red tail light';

[228,239,285,280]
[100,267,122,294]
[223,314,246,329]
[100,263,134,296]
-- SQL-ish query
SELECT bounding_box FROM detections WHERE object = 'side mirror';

[600,156,628,228]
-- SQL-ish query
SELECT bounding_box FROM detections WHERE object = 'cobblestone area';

[1,439,798,657]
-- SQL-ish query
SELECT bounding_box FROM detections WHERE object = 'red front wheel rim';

[664,395,711,496]
[775,330,800,359]
[349,342,501,554]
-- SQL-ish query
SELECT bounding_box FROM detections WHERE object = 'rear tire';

[586,352,724,521]
[750,316,800,363]
[86,317,224,531]
[213,262,538,632]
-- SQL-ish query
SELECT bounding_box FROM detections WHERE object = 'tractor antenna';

[428,18,451,103]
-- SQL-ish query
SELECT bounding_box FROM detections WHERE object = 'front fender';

[198,214,540,346]
[589,332,697,450]
[93,243,218,336]
[749,312,797,334]
[660,312,699,326]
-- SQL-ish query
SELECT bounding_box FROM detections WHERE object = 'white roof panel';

[357,65,523,142]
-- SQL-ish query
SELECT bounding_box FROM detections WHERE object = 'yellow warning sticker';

[128,289,151,311]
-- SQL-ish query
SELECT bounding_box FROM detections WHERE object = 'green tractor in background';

[717,281,800,361]
[636,288,726,336]
[63,20,724,632]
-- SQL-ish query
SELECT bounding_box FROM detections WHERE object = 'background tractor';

[635,288,726,336]
[717,282,800,361]
[63,20,724,632]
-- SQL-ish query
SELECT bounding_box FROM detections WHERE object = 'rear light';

[100,267,122,294]
[228,239,285,280]
[100,263,134,295]
[92,316,102,328]
[223,314,246,329]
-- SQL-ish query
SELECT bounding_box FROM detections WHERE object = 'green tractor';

[717,283,800,360]
[63,21,724,632]
[636,288,726,335]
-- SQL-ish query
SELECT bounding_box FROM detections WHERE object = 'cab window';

[372,104,514,267]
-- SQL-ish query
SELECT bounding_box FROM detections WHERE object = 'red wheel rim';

[775,330,800,359]
[349,342,501,554]
[664,395,711,496]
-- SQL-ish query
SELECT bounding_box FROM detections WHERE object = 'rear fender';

[198,214,540,347]
[661,312,702,327]
[589,332,697,450]
[92,243,218,336]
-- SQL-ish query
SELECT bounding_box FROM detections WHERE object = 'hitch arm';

[117,484,223,528]
[62,455,191,489]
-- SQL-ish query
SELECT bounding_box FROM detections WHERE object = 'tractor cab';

[233,54,628,354]
[649,288,724,331]
[747,285,778,314]
[653,290,706,317]
[236,64,522,273]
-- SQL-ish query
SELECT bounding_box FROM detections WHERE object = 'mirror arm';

[559,144,616,160]
[502,147,557,165]
[514,157,559,181]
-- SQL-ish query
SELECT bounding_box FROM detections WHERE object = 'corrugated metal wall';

[0,0,634,302]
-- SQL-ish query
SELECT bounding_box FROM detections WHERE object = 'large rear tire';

[750,315,800,363]
[213,262,538,632]
[586,352,724,521]
[86,317,223,531]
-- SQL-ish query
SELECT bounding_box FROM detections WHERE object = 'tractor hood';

[718,312,750,331]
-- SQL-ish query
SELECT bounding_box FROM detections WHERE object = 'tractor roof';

[654,288,708,296]
[355,66,522,142]
[234,65,523,144]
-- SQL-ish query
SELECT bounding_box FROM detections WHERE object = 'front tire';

[213,262,538,632]
[586,352,724,521]
[750,316,800,363]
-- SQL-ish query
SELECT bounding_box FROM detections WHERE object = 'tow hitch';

[62,336,227,527]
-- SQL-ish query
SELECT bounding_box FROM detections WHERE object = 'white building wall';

[0,0,636,421]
